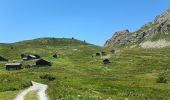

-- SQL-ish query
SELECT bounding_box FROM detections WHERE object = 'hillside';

[12,38,89,46]
[104,7,170,48]
[0,38,170,100]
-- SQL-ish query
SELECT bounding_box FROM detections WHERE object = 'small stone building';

[96,53,101,56]
[111,50,115,54]
[101,52,107,56]
[103,59,111,64]
[5,63,22,70]
[36,59,52,66]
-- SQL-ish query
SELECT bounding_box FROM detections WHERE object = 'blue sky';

[0,0,170,46]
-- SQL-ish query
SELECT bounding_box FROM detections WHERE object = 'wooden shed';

[96,53,101,56]
[103,59,111,64]
[5,63,22,70]
[101,52,107,56]
[36,59,52,66]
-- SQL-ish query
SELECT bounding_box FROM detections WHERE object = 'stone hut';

[103,59,111,64]
[36,59,52,66]
[101,52,107,56]
[96,53,101,56]
[5,63,22,70]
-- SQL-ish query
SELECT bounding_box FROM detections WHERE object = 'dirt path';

[14,81,48,100]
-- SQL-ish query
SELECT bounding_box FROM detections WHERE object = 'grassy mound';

[0,73,32,92]
[14,38,90,46]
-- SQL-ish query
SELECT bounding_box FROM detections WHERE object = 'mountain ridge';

[6,37,91,46]
[104,7,170,47]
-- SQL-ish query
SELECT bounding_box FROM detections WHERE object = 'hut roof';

[35,59,52,66]
[5,63,21,66]
[29,55,36,58]
[103,59,111,64]
[36,59,50,63]
[0,56,8,61]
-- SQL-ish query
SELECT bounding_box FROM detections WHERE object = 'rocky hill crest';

[104,7,170,47]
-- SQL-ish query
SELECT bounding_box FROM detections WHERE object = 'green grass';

[0,91,20,100]
[0,38,170,100]
[25,90,39,100]
[148,33,170,41]
[0,73,32,92]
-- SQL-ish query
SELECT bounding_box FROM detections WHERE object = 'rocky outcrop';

[154,7,170,23]
[104,7,170,47]
[104,29,136,47]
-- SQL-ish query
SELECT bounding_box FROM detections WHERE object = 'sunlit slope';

[0,38,170,100]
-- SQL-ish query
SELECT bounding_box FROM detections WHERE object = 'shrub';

[156,72,168,83]
[53,54,58,58]
[40,74,56,81]
[21,81,32,88]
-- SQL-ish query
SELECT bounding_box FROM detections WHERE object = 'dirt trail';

[14,81,48,100]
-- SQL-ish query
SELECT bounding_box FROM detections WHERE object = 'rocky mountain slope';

[104,7,170,47]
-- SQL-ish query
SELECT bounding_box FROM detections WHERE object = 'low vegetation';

[0,38,170,100]
[40,74,56,82]
[156,71,168,83]
[25,90,39,100]
[0,73,32,92]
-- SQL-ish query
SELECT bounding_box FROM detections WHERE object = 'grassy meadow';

[0,38,170,100]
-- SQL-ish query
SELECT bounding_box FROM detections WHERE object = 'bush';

[156,72,168,83]
[21,81,32,88]
[53,54,58,58]
[40,74,56,81]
